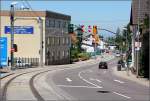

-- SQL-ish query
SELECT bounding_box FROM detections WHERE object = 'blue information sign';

[5,26,34,34]
[0,37,7,67]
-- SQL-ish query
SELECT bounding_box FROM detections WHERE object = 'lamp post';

[136,0,141,78]
[39,17,44,67]
[10,2,18,69]
[9,2,44,68]
[123,27,129,76]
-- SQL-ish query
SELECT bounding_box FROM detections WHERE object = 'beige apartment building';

[0,10,71,65]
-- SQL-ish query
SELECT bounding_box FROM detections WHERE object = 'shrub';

[77,52,90,61]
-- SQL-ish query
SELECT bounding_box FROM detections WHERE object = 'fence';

[8,57,39,68]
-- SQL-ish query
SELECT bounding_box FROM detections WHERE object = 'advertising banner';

[0,37,7,67]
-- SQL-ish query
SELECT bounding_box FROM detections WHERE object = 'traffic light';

[92,25,100,44]
[81,25,84,32]
[93,25,97,35]
[68,24,74,33]
[88,25,92,32]
[13,44,17,52]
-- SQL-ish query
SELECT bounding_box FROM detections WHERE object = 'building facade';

[130,0,149,77]
[0,10,71,65]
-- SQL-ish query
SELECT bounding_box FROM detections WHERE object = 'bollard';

[117,64,121,71]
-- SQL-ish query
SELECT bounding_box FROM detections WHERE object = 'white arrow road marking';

[66,78,72,82]
[90,78,102,83]
[78,71,103,88]
[113,92,131,99]
[114,79,125,84]
[57,85,101,88]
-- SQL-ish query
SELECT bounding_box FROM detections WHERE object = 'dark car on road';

[99,62,108,69]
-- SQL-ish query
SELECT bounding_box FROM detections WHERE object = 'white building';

[81,34,107,53]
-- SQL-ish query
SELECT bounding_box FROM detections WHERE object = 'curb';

[0,73,15,79]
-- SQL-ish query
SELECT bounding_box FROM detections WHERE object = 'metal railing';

[8,57,39,69]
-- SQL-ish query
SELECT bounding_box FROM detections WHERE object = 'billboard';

[0,37,7,67]
[5,26,34,34]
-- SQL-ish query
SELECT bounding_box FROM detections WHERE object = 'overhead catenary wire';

[24,0,41,18]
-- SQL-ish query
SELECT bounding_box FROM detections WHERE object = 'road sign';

[135,42,141,48]
[5,26,34,34]
[135,47,140,51]
[0,37,7,67]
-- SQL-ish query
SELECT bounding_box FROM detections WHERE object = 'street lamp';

[123,27,129,76]
[38,17,44,67]
[10,2,18,69]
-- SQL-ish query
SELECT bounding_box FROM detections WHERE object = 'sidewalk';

[113,67,149,87]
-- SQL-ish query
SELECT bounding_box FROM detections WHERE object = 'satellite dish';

[21,5,24,9]
[11,2,18,5]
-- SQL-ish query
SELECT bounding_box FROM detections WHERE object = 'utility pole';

[10,4,15,69]
[136,0,141,78]
[39,17,43,67]
[126,30,129,76]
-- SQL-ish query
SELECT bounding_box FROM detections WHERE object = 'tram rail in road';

[1,69,52,101]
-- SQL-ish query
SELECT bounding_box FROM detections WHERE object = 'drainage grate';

[97,91,110,93]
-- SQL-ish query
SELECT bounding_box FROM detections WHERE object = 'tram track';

[1,69,52,101]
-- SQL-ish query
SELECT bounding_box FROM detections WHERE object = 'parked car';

[106,50,109,53]
[99,62,108,69]
[115,52,121,57]
[15,60,31,67]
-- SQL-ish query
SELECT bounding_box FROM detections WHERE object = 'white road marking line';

[114,79,125,84]
[57,85,101,88]
[95,79,102,83]
[113,92,131,99]
[78,71,103,88]
[89,78,95,80]
[66,78,72,82]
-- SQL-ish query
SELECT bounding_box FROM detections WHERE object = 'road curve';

[46,58,149,101]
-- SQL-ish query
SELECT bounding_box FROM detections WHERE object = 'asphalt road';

[46,58,149,101]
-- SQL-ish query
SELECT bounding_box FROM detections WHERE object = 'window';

[66,37,68,45]
[47,38,50,45]
[50,19,55,28]
[66,22,70,28]
[62,50,65,57]
[56,20,61,28]
[66,50,69,57]
[63,22,66,28]
[47,47,49,53]
[58,21,61,28]
[62,37,65,45]
[58,37,60,45]
[55,37,60,45]
[52,37,54,45]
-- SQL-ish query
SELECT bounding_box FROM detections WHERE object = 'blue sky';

[1,0,131,37]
